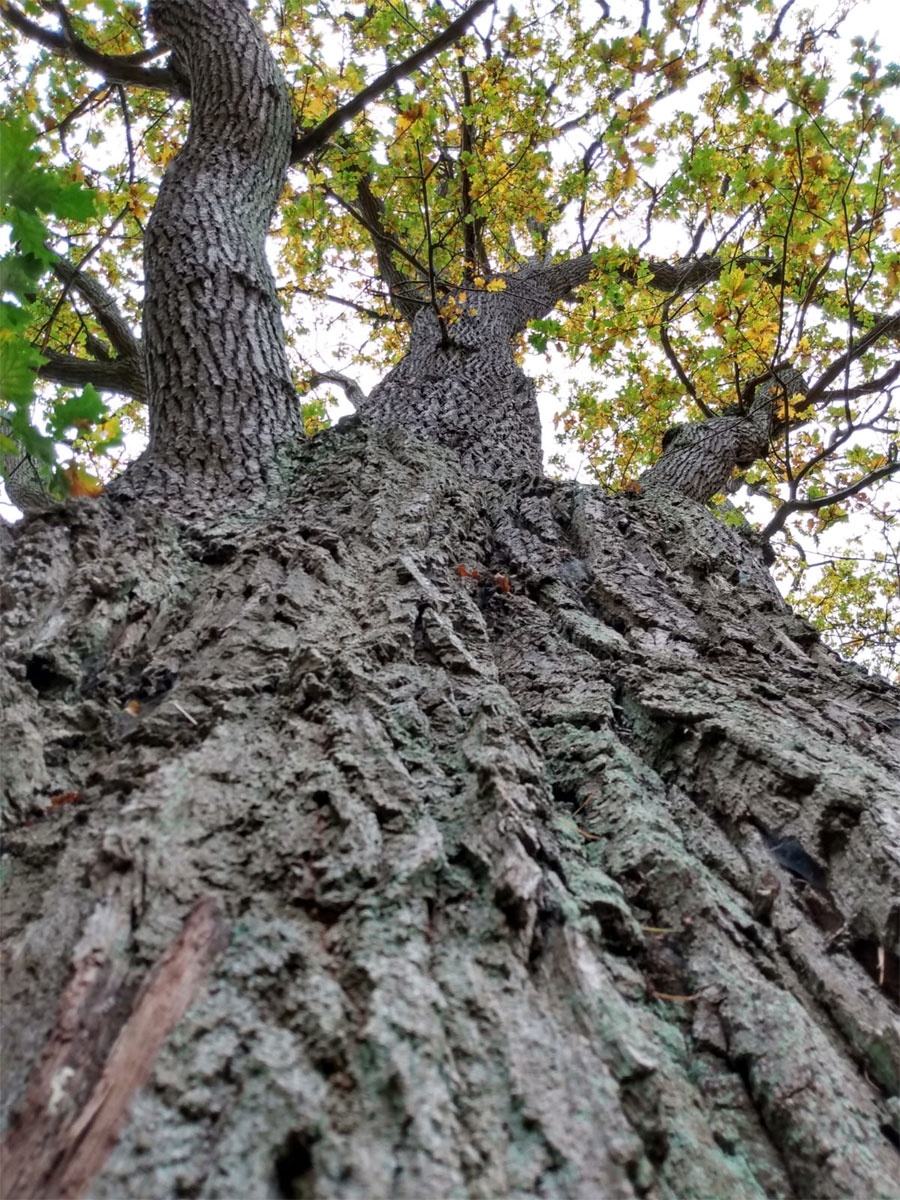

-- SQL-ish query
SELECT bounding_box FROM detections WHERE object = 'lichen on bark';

[1,422,898,1198]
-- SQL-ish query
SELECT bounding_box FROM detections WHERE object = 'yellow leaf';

[396,101,429,138]
[62,465,104,498]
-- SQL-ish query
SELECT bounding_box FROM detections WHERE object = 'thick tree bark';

[1,426,898,1198]
[638,369,809,503]
[2,5,898,1196]
[361,260,598,481]
[131,0,301,505]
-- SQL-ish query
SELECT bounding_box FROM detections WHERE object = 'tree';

[1,2,898,1197]
[4,0,898,669]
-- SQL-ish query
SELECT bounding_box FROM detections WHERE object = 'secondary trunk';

[358,260,595,482]
[130,0,301,506]
[1,426,898,1199]
[638,369,809,503]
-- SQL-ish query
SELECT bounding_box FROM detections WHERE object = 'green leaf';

[0,338,44,406]
[48,385,107,438]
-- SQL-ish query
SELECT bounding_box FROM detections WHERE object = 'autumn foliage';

[1,0,897,672]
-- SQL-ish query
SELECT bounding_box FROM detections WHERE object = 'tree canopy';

[1,0,898,674]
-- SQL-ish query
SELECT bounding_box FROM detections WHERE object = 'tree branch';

[307,371,368,409]
[0,1,183,94]
[290,0,490,163]
[334,177,428,323]
[803,313,900,406]
[37,347,147,402]
[51,257,141,360]
[819,360,900,403]
[659,295,714,417]
[761,459,900,542]
[287,285,388,322]
[457,57,488,283]
[416,141,450,346]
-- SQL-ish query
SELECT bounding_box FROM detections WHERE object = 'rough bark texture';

[2,424,898,1198]
[133,0,300,504]
[361,259,596,481]
[638,370,808,504]
[2,4,898,1196]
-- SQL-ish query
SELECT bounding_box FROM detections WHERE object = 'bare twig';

[762,459,900,541]
[658,295,714,417]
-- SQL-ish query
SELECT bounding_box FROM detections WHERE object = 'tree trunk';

[132,0,301,506]
[1,426,898,1199]
[2,4,897,1196]
[360,259,597,482]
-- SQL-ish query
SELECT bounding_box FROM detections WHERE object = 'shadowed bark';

[1,428,897,1198]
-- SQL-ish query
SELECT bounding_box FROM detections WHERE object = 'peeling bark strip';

[133,0,300,502]
[0,897,229,1200]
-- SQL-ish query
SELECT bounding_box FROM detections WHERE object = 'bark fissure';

[2,4,898,1196]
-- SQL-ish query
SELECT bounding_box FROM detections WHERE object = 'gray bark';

[1,5,898,1196]
[1,425,898,1199]
[639,369,809,504]
[131,0,301,505]
[360,260,597,481]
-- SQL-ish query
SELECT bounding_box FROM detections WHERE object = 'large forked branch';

[289,0,490,163]
[0,1,182,93]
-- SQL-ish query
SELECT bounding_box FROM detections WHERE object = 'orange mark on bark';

[48,791,83,808]
[0,896,229,1199]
